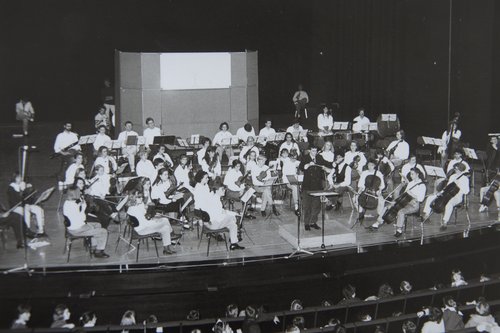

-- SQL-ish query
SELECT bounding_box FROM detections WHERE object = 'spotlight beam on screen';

[160,52,232,90]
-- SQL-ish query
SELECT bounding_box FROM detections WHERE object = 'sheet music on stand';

[275,132,286,141]
[111,140,122,150]
[261,176,278,186]
[240,188,256,203]
[333,122,350,130]
[424,165,446,178]
[190,134,200,145]
[381,114,397,121]
[368,122,378,131]
[421,136,443,146]
[463,147,478,160]
[34,187,55,205]
[78,135,90,145]
[125,135,138,146]
[177,138,189,147]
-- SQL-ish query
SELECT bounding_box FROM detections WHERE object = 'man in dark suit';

[299,146,327,230]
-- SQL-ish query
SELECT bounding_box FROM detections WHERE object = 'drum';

[377,114,400,138]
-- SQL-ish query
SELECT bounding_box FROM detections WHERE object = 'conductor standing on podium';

[299,146,325,231]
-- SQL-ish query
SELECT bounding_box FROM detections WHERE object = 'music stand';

[153,136,176,146]
[286,176,313,258]
[33,187,55,206]
[308,190,339,249]
[114,195,136,255]
[237,188,256,244]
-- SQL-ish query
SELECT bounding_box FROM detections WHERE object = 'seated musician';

[369,168,426,236]
[93,146,118,175]
[94,105,110,131]
[486,135,500,173]
[64,153,85,186]
[174,154,194,193]
[396,155,426,198]
[478,178,500,214]
[201,146,222,182]
[344,141,367,173]
[437,120,462,168]
[356,159,386,224]
[317,104,334,132]
[258,119,276,144]
[292,84,309,118]
[423,163,470,230]
[236,123,256,145]
[93,125,112,152]
[54,122,81,185]
[352,108,370,132]
[245,150,258,174]
[213,122,234,162]
[197,137,212,165]
[63,187,109,258]
[126,190,177,255]
[153,145,174,169]
[223,160,247,201]
[280,149,301,216]
[385,130,410,167]
[252,155,279,217]
[319,141,335,168]
[136,150,156,182]
[8,172,46,237]
[87,164,111,199]
[117,121,139,175]
[326,153,353,211]
[434,150,470,192]
[286,118,309,143]
[151,167,184,216]
[299,145,324,230]
[239,136,260,164]
[279,132,301,157]
[193,172,245,250]
[143,117,161,148]
[375,149,395,192]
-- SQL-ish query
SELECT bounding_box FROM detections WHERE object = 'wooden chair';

[195,209,229,256]
[63,216,93,263]
[127,215,161,262]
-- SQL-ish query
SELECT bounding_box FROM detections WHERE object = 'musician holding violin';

[151,167,185,217]
[53,122,81,185]
[378,168,427,237]
[239,136,260,164]
[200,146,221,183]
[279,132,301,157]
[385,130,410,167]
[356,160,386,225]
[326,153,353,211]
[251,155,279,217]
[422,163,470,230]
[64,153,85,187]
[93,146,118,176]
[174,154,194,194]
[344,141,367,174]
[136,150,157,183]
[223,160,248,201]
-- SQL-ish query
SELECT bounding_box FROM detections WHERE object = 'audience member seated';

[442,295,464,331]
[401,320,417,333]
[400,280,413,295]
[80,311,97,328]
[63,188,110,258]
[338,284,361,304]
[226,304,240,318]
[290,299,303,311]
[127,190,176,255]
[421,307,445,333]
[10,304,31,329]
[451,268,468,287]
[50,304,75,329]
[120,310,136,333]
[466,299,499,328]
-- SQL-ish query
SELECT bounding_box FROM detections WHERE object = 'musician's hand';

[0,212,9,218]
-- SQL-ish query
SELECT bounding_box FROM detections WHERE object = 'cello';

[481,172,500,206]
[383,181,423,224]
[430,172,468,214]
[358,160,383,211]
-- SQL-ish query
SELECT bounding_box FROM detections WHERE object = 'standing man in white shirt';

[352,108,370,132]
[16,97,35,136]
[54,122,81,185]
[117,121,139,175]
[143,117,161,148]
[292,84,309,119]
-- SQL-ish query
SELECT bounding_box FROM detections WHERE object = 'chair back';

[63,215,71,228]
[128,215,140,227]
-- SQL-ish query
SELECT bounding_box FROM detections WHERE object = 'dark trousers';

[1,214,24,244]
[302,192,321,226]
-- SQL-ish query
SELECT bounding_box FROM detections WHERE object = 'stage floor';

[0,122,499,271]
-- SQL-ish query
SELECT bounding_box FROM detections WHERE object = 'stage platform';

[0,122,499,272]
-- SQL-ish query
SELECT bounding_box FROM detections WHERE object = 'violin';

[256,170,268,182]
[481,172,500,207]
[235,170,251,186]
[350,155,361,171]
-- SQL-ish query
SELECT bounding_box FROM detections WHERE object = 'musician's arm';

[53,134,62,153]
[338,167,352,187]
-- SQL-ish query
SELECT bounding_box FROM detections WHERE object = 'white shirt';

[117,130,139,148]
[281,158,300,183]
[127,203,165,233]
[246,160,257,174]
[446,159,470,174]
[94,156,117,175]
[88,174,110,198]
[63,200,87,231]
[386,140,410,160]
[320,151,335,164]
[405,179,427,202]
[200,192,230,223]
[358,170,385,191]
[317,114,334,131]
[93,133,111,151]
[213,130,233,146]
[153,152,174,167]
[344,151,367,171]
[143,127,161,146]
[223,168,245,192]
[16,101,34,117]
[54,131,81,153]
[64,163,84,185]
[352,115,370,132]
[279,142,301,156]
[236,127,256,143]
[136,159,157,182]
[286,126,308,142]
[151,180,174,205]
[193,183,210,209]
[200,158,221,178]
[328,162,352,187]
[197,148,207,165]
[448,172,470,195]
[259,127,276,138]
[174,165,191,188]
[292,90,309,103]
[239,145,260,163]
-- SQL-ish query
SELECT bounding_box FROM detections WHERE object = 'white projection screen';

[160,52,231,90]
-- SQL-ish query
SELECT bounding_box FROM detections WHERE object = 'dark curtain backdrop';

[0,0,497,146]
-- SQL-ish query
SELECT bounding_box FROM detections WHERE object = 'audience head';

[427,307,443,323]
[80,311,97,327]
[290,299,303,311]
[244,305,257,319]
[226,304,239,318]
[377,284,394,298]
[187,309,200,321]
[442,295,457,308]
[401,320,417,333]
[400,280,413,294]
[293,316,305,330]
[53,304,71,322]
[120,310,136,325]
[475,299,491,315]
[285,324,301,333]
[342,284,356,300]
[145,314,158,324]
[451,268,465,283]
[357,312,372,322]
[16,304,31,322]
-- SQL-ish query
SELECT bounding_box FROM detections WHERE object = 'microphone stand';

[4,146,33,275]
[286,179,313,259]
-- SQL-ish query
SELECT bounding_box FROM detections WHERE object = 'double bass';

[481,172,500,206]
